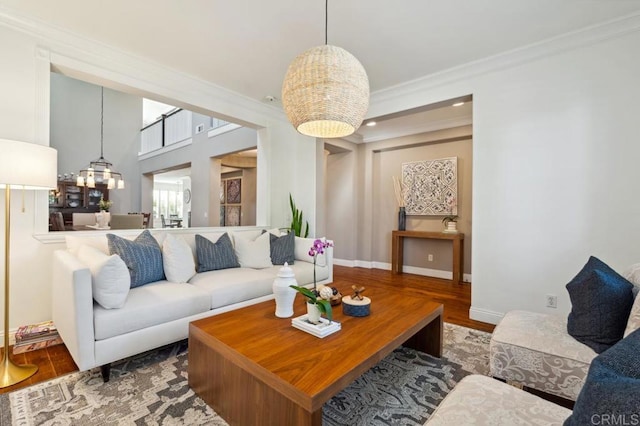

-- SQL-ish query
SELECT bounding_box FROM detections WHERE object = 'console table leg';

[453,239,462,284]
[391,235,403,274]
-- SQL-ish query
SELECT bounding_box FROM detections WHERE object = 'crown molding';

[368,11,640,117]
[0,5,287,128]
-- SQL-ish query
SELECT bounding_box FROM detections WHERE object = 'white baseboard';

[469,307,504,325]
[0,328,18,346]
[334,258,471,283]
[333,259,356,267]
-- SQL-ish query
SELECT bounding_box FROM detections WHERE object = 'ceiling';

[3,1,640,140]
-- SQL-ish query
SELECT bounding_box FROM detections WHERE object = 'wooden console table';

[391,230,465,284]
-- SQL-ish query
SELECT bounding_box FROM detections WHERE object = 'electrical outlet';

[196,123,205,134]
[546,294,557,308]
[428,254,433,262]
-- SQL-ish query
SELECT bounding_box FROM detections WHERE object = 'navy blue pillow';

[107,230,165,288]
[564,328,640,426]
[566,256,634,353]
[195,233,240,272]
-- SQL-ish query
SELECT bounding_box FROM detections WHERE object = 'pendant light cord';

[100,87,104,159]
[325,0,328,45]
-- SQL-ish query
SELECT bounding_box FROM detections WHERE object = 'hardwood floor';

[0,265,494,395]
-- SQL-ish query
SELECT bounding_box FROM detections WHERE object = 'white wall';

[257,121,319,235]
[469,32,640,322]
[369,20,640,323]
[50,73,142,214]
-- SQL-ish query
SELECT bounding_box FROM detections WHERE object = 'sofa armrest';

[52,250,96,371]
[325,240,334,283]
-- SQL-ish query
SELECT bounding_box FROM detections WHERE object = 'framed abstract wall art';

[225,205,241,227]
[401,157,458,216]
[226,178,241,204]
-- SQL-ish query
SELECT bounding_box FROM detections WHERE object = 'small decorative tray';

[291,315,341,338]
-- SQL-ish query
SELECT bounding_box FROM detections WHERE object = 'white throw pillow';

[162,233,196,283]
[623,263,640,297]
[234,232,272,269]
[77,245,130,309]
[624,293,640,338]
[295,236,328,266]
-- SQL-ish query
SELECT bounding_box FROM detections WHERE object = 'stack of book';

[13,320,63,354]
[291,314,341,338]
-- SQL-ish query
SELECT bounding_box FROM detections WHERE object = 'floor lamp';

[0,139,57,388]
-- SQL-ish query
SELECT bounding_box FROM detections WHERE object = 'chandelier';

[77,87,125,190]
[281,0,369,139]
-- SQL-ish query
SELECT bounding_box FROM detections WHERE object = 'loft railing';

[140,108,191,153]
[140,110,231,155]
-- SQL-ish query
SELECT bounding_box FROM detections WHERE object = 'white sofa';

[52,227,333,381]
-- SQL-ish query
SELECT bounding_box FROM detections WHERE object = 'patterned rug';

[0,323,491,426]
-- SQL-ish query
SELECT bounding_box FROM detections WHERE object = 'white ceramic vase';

[96,211,108,228]
[446,221,458,232]
[272,262,297,318]
[306,302,321,324]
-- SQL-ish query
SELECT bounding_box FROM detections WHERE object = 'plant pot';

[306,302,321,324]
[445,221,458,233]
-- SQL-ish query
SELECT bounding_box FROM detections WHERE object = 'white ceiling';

[3,1,640,140]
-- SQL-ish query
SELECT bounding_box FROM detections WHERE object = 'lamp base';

[0,353,38,388]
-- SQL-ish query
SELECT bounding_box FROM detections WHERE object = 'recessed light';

[452,102,464,107]
[366,121,377,127]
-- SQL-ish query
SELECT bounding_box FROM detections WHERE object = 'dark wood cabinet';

[49,180,109,227]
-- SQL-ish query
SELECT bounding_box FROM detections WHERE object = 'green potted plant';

[289,285,332,324]
[289,194,309,237]
[99,196,113,212]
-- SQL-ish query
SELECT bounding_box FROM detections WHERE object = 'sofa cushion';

[76,245,130,309]
[162,234,196,283]
[490,310,597,400]
[566,256,634,353]
[564,328,640,426]
[107,230,166,288]
[426,375,571,425]
[196,233,240,272]
[93,281,211,340]
[189,267,275,309]
[269,231,295,265]
[234,231,272,269]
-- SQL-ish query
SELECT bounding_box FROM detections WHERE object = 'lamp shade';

[0,139,57,189]
[282,45,370,138]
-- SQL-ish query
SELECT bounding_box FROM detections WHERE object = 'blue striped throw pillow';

[107,230,165,288]
[196,233,240,272]
[269,231,295,265]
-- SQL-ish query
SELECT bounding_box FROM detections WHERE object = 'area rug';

[0,323,490,426]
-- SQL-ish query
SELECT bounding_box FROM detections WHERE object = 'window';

[153,188,183,219]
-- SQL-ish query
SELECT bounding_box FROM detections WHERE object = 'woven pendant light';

[282,2,369,138]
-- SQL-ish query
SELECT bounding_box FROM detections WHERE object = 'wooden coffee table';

[188,283,443,426]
